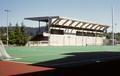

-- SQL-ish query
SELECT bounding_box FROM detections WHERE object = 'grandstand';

[25,16,109,46]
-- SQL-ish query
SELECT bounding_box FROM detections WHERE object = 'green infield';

[6,46,120,64]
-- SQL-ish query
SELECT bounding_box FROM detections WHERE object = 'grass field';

[6,45,120,64]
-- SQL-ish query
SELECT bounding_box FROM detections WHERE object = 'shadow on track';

[32,52,120,76]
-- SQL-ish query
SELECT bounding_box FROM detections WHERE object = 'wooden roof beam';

[94,25,101,30]
[54,18,62,25]
[51,18,60,24]
[85,23,92,28]
[79,22,87,28]
[68,21,75,26]
[62,19,69,25]
[97,26,104,31]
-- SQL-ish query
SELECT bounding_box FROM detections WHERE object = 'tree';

[115,33,120,41]
[0,23,30,46]
[9,31,16,45]
[106,32,112,39]
[8,23,15,45]
[0,27,7,44]
[20,22,29,45]
[14,23,20,45]
[11,22,29,46]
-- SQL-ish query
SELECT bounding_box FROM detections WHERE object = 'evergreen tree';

[0,27,7,44]
[11,22,29,46]
[20,22,29,45]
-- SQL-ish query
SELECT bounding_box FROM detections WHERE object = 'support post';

[38,21,40,34]
[82,29,84,46]
[48,17,52,46]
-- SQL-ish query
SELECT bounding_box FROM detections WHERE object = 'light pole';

[0,8,2,26]
[111,5,114,46]
[4,9,10,47]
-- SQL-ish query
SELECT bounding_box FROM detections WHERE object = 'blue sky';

[0,0,120,32]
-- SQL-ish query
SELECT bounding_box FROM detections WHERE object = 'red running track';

[0,61,55,76]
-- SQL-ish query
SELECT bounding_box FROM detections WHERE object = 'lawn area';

[6,46,120,64]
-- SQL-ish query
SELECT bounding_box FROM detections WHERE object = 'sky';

[0,0,120,32]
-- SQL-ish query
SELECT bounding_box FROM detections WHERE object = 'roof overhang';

[25,16,59,22]
[25,16,110,32]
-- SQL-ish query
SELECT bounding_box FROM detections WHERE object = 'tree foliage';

[0,22,29,46]
[13,23,29,46]
[106,32,120,41]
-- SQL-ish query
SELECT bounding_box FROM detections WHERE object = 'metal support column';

[38,21,40,34]
[82,29,84,46]
[48,17,52,46]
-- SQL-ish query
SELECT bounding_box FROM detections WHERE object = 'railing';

[26,41,48,46]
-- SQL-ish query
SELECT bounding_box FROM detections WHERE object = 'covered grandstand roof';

[25,16,109,32]
[25,16,59,22]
